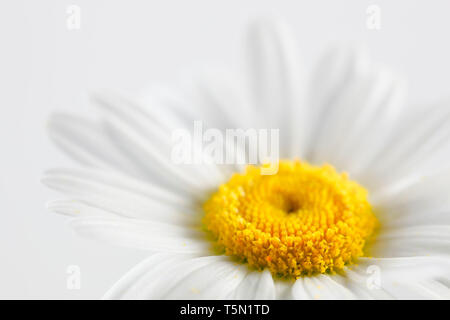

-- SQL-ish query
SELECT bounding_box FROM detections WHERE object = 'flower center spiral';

[203,160,378,278]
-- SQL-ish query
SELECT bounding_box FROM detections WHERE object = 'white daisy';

[43,19,450,300]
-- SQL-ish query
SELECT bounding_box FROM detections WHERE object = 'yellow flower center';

[203,160,378,278]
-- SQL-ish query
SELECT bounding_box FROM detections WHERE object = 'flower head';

[44,19,450,299]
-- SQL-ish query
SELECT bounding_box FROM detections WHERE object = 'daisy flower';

[43,20,450,299]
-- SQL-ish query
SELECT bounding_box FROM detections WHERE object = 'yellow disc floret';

[203,160,378,278]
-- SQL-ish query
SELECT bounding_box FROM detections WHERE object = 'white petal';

[273,279,296,299]
[364,103,450,193]
[103,253,183,299]
[47,199,116,218]
[372,168,450,216]
[91,91,227,194]
[245,19,306,158]
[44,167,190,206]
[358,256,450,275]
[70,217,209,254]
[43,168,195,225]
[370,226,450,257]
[307,46,371,163]
[333,71,407,176]
[348,258,450,299]
[341,268,395,299]
[157,256,250,299]
[178,68,256,131]
[226,269,275,299]
[292,275,356,300]
[415,279,450,299]
[291,278,311,299]
[105,254,253,299]
[292,257,450,299]
[175,70,256,174]
[47,113,140,177]
[308,47,407,180]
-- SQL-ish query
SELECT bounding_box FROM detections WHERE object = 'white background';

[1,0,450,299]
